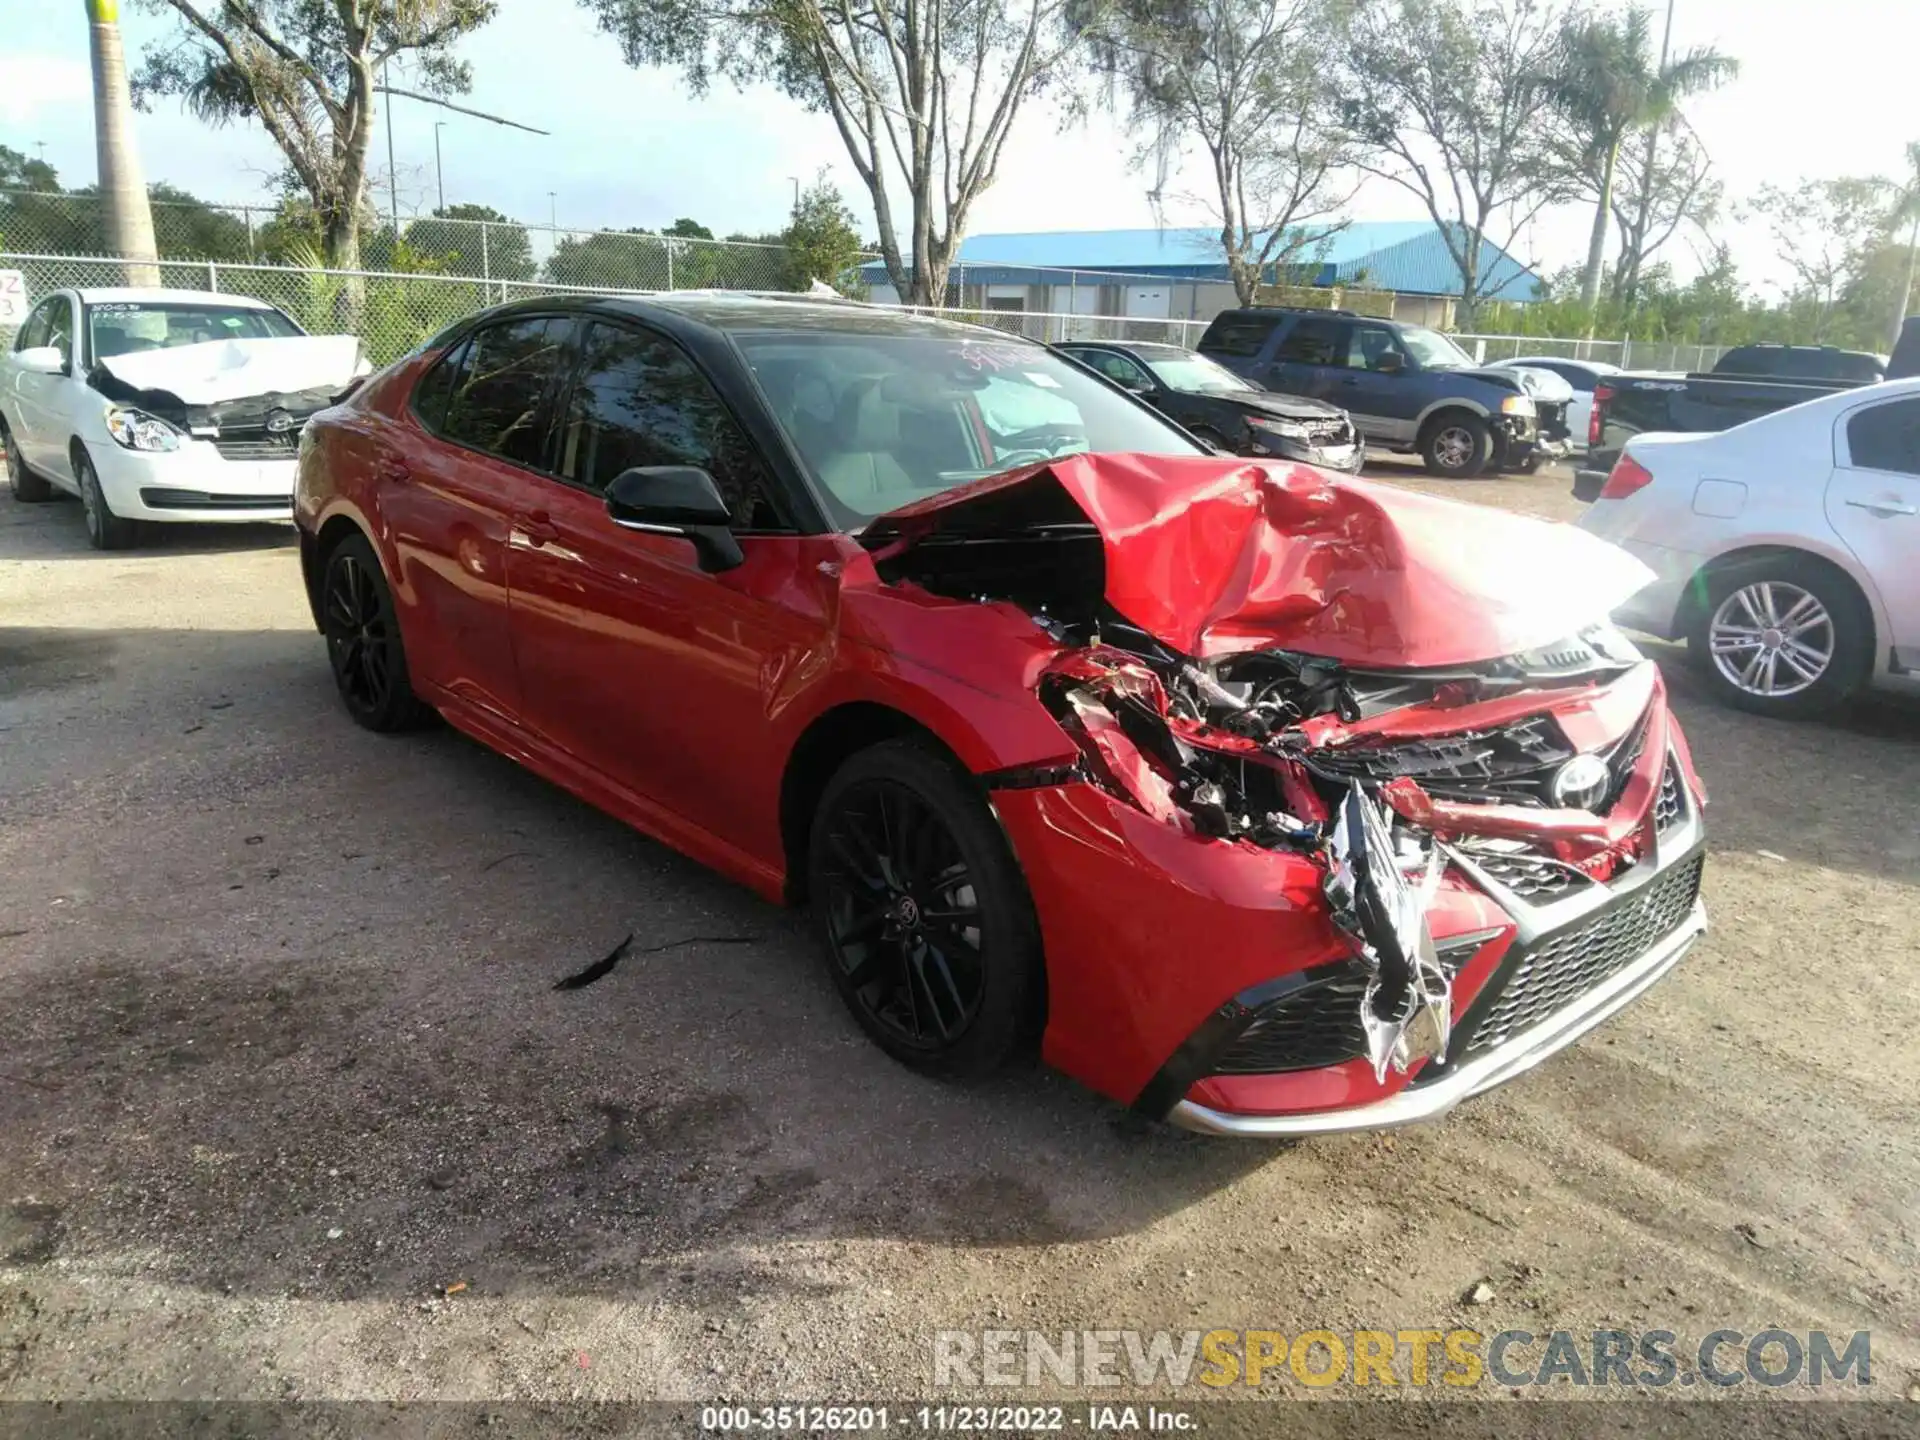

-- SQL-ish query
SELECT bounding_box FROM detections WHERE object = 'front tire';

[806,739,1044,1079]
[319,533,432,732]
[1687,557,1872,719]
[1420,412,1494,478]
[4,420,53,502]
[75,447,138,549]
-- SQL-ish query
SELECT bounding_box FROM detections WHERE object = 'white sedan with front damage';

[2,287,367,549]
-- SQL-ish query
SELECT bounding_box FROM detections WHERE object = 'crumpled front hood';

[93,335,363,406]
[1217,391,1347,423]
[867,454,1653,669]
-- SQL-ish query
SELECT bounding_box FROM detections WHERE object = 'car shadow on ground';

[6,623,1918,1314]
[0,626,1276,1313]
[2,492,296,559]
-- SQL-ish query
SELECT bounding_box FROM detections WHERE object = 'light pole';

[787,176,800,214]
[548,191,558,233]
[433,122,447,213]
[382,57,399,235]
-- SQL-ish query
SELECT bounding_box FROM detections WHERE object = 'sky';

[2,0,1915,295]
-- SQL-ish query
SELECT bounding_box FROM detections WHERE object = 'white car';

[1502,356,1622,451]
[1577,375,1920,718]
[2,287,365,549]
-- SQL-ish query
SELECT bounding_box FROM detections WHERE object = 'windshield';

[87,301,304,360]
[736,331,1204,525]
[1399,326,1475,370]
[1142,352,1255,395]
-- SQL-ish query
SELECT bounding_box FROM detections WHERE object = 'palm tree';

[85,0,161,286]
[1889,140,1920,352]
[1544,7,1738,312]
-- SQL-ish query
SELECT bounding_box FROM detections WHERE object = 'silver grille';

[1466,853,1704,1054]
[1655,761,1683,832]
[212,435,298,462]
[1459,847,1595,900]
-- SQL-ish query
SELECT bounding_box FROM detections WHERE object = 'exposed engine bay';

[867,455,1683,1083]
[1022,607,1654,1080]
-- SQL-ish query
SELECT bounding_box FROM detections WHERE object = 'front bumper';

[1248,434,1365,473]
[998,673,1706,1137]
[1170,895,1705,1136]
[89,438,296,523]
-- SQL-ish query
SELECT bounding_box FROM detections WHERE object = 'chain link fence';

[2,190,1730,372]
[0,252,686,364]
[888,304,1210,347]
[1454,332,1726,373]
[0,188,803,292]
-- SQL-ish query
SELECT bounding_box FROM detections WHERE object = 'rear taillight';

[1598,453,1653,500]
[1589,382,1614,447]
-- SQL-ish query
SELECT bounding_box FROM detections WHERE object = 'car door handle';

[520,509,559,546]
[1845,498,1917,517]
[1338,376,1360,386]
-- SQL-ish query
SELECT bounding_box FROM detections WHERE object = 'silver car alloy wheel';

[1433,425,1475,469]
[79,461,103,542]
[1708,580,1834,697]
[3,431,20,494]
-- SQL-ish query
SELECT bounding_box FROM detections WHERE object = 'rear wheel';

[1420,412,1494,478]
[3,420,53,502]
[806,739,1043,1078]
[1687,557,1872,719]
[320,533,432,732]
[75,448,138,550]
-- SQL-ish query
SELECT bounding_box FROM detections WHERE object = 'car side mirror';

[605,465,744,573]
[15,345,65,376]
[1376,352,1405,375]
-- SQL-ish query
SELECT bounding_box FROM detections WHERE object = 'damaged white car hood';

[95,335,363,404]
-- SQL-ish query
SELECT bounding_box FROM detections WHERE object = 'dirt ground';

[2,458,1917,1414]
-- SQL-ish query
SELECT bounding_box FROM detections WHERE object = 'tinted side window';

[441,316,570,468]
[556,322,783,528]
[412,339,469,433]
[16,300,52,352]
[1078,350,1153,388]
[1347,325,1405,372]
[1847,399,1920,476]
[1276,317,1348,365]
[1199,313,1279,358]
[43,297,74,366]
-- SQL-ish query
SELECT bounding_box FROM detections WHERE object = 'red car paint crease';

[868,453,1654,668]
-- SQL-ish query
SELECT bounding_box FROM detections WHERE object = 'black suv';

[1196,307,1544,477]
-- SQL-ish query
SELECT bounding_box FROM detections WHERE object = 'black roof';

[462,290,1031,342]
[1058,339,1191,356]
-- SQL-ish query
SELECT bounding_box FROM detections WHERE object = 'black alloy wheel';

[808,740,1043,1077]
[320,533,431,732]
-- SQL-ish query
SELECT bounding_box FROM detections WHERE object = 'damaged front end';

[871,454,1709,1133]
[89,334,366,463]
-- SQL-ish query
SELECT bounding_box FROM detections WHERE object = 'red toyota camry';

[293,295,1707,1137]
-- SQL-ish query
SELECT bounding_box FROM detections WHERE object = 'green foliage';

[542,227,672,289]
[405,203,536,280]
[135,0,500,266]
[1345,0,1575,323]
[0,145,61,193]
[780,175,868,296]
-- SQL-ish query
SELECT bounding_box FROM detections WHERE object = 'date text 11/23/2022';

[700,1407,1193,1432]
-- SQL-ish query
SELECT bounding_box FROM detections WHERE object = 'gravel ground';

[2,463,1917,1414]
